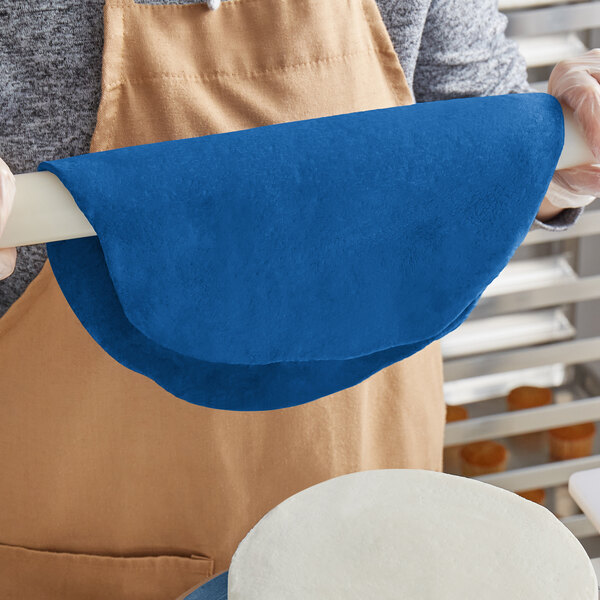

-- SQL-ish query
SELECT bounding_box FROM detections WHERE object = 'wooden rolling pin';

[0,103,596,249]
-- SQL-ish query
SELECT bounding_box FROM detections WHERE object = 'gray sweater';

[0,0,583,317]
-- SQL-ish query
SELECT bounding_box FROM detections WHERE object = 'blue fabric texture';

[41,93,563,411]
[183,572,229,600]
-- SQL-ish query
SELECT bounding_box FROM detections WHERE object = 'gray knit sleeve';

[412,0,585,232]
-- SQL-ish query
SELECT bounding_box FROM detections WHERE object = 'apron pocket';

[0,542,214,600]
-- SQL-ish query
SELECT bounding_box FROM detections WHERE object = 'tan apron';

[0,0,445,597]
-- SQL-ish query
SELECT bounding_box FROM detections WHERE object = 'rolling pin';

[0,102,596,249]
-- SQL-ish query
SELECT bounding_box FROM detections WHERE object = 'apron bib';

[0,0,445,597]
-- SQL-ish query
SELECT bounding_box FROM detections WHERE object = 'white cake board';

[570,468,600,535]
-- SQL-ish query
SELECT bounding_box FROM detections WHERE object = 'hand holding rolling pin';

[0,157,16,280]
[546,48,600,210]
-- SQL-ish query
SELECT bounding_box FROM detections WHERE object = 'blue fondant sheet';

[40,93,564,411]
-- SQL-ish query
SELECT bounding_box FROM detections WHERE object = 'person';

[0,1,598,598]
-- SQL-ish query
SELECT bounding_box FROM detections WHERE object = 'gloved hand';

[0,157,17,280]
[546,49,600,209]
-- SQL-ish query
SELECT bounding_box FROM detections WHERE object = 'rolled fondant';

[41,93,563,410]
[187,470,597,599]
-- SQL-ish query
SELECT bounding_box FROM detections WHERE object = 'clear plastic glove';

[0,157,17,280]
[546,49,600,209]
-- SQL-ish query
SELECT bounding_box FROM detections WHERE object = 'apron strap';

[104,0,133,6]
[104,0,221,10]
